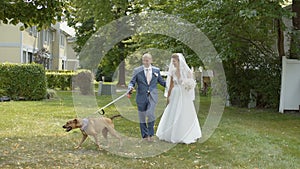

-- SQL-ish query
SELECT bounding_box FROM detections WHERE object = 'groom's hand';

[127,87,134,98]
[129,87,134,93]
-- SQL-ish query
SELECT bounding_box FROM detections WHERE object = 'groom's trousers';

[138,94,156,138]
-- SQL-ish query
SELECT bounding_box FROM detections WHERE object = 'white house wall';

[279,56,300,112]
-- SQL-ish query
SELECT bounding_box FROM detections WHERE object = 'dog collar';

[81,118,89,131]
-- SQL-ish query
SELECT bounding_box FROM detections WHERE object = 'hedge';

[46,69,93,95]
[45,70,76,90]
[0,63,47,100]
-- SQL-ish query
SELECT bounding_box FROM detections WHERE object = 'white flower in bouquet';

[182,78,196,91]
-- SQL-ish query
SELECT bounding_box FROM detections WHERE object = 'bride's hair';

[171,53,179,60]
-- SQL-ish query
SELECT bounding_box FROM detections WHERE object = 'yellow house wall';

[67,43,76,60]
[1,22,78,70]
[59,47,66,58]
[58,58,62,70]
[0,24,20,43]
[22,33,38,49]
[0,23,21,63]
[0,48,20,63]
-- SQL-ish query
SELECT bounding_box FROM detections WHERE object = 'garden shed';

[279,56,300,113]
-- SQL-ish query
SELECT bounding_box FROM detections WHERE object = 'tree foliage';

[68,0,292,108]
[190,0,290,108]
[0,0,66,30]
[290,0,300,59]
[127,0,290,108]
[66,0,131,84]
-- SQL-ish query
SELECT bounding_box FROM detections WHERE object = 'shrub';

[95,66,114,82]
[224,53,281,108]
[0,63,47,100]
[45,70,75,90]
[0,88,6,97]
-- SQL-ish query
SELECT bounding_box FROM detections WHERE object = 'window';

[28,52,33,63]
[48,31,53,44]
[22,51,33,63]
[43,30,49,44]
[60,33,65,47]
[61,59,66,70]
[22,51,27,63]
[52,31,55,42]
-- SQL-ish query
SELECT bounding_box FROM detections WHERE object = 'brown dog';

[62,115,122,149]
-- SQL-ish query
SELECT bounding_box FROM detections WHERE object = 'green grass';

[0,91,299,169]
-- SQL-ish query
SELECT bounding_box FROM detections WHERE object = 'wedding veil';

[164,53,196,100]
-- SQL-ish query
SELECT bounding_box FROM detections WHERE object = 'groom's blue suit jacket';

[128,66,166,109]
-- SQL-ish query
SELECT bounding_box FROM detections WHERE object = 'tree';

[132,0,289,107]
[0,0,66,30]
[290,0,300,58]
[67,0,202,86]
[34,48,50,68]
[192,0,290,107]
[67,0,131,85]
[293,0,300,29]
[68,0,290,108]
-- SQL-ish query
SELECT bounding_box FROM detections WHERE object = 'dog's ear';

[73,119,78,123]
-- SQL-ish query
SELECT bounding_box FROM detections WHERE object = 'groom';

[128,53,166,141]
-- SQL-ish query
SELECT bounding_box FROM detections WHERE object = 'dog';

[62,115,122,150]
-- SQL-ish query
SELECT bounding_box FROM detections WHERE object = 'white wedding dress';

[156,75,202,144]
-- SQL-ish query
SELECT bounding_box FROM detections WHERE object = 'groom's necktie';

[146,68,151,84]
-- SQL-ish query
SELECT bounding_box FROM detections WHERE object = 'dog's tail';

[110,114,122,120]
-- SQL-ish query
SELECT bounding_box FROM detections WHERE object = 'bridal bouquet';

[182,78,196,91]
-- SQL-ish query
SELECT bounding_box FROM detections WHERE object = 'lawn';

[0,90,299,169]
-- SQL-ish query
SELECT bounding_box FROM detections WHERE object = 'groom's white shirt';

[143,65,152,81]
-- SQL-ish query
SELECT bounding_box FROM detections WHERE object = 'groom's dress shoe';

[142,136,152,142]
[140,136,149,142]
[148,136,156,142]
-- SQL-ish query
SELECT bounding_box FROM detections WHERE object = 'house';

[279,4,300,112]
[0,21,78,70]
[279,4,300,113]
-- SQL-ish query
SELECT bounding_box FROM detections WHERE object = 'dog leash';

[96,90,132,115]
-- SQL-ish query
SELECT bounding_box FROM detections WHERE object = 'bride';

[156,53,202,144]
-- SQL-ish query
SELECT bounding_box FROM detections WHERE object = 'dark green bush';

[224,53,281,108]
[45,71,75,90]
[95,66,114,82]
[0,88,6,97]
[45,70,94,95]
[0,63,47,100]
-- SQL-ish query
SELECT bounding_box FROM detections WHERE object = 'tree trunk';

[117,42,126,86]
[118,58,126,87]
[276,19,285,58]
[114,7,127,87]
